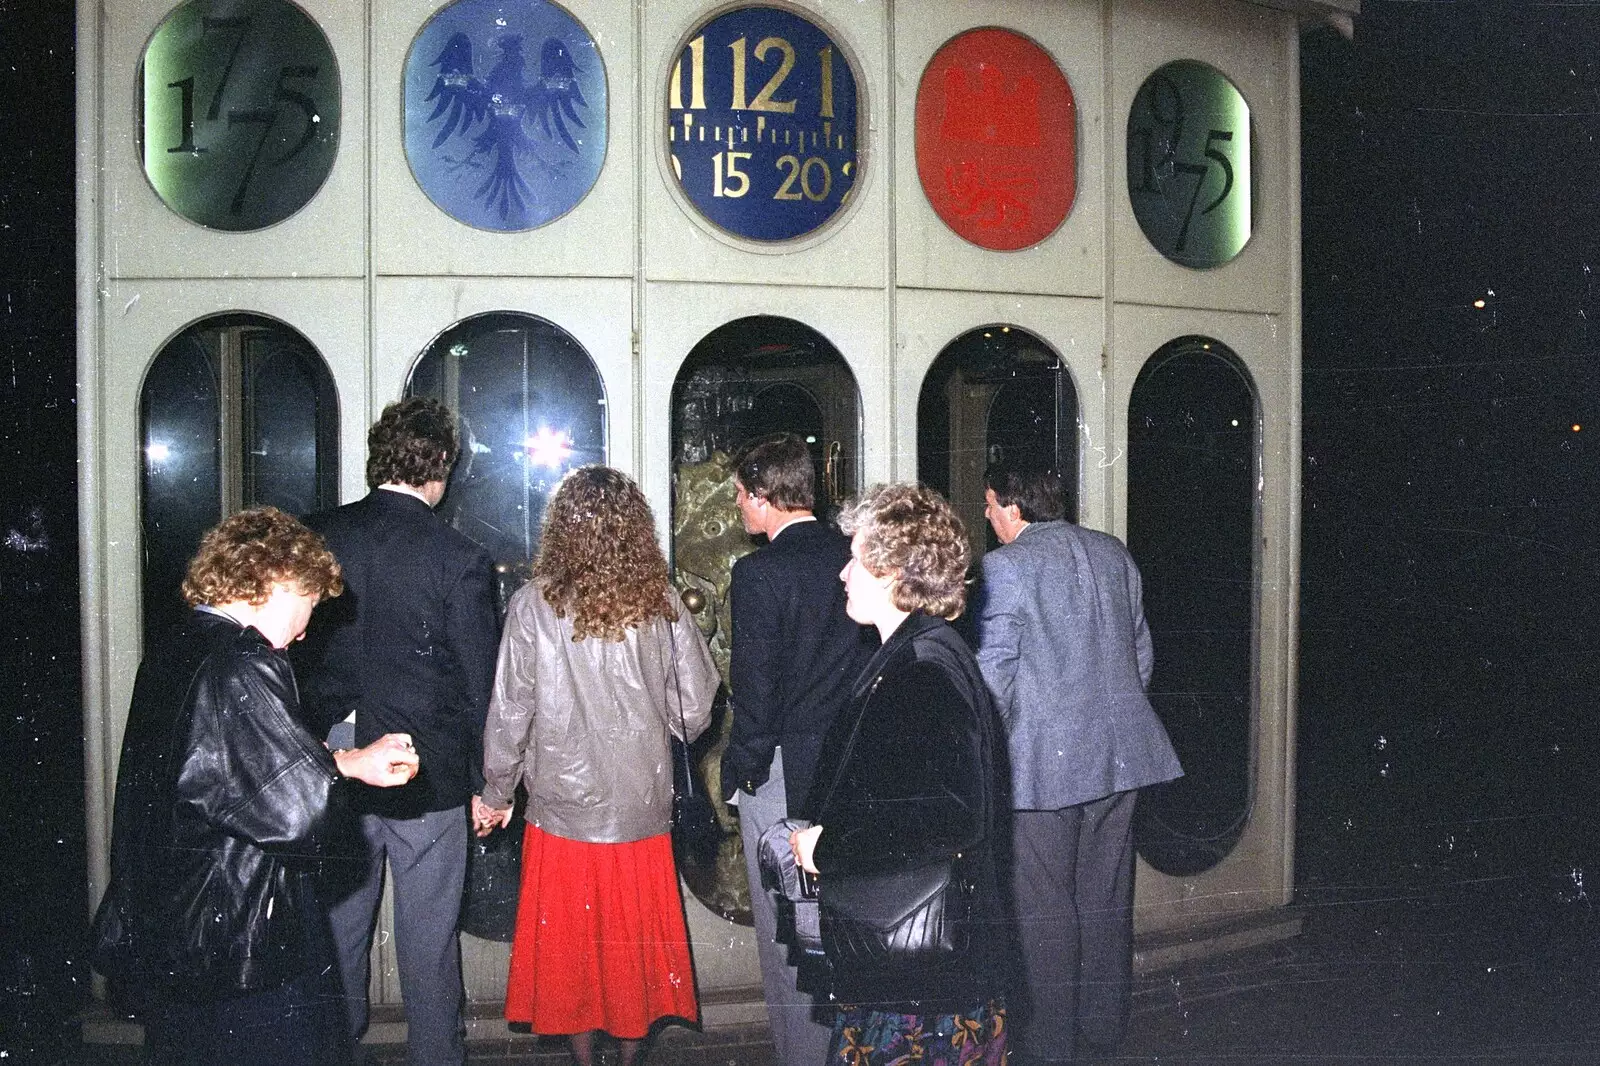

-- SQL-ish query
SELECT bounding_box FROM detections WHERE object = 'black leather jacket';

[91,609,343,1003]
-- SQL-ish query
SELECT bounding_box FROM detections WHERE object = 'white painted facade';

[78,0,1356,1011]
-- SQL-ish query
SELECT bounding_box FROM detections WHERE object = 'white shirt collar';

[379,482,432,505]
[771,514,817,540]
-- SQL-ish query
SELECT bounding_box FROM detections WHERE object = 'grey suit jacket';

[973,520,1182,810]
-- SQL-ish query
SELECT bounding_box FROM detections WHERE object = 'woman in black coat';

[791,483,1011,1066]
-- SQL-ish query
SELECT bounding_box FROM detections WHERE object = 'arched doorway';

[1128,336,1259,876]
[918,325,1078,562]
[139,312,338,646]
[406,310,606,612]
[669,315,861,922]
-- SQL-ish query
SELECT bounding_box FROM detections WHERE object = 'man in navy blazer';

[721,433,874,1066]
[973,464,1182,1065]
[297,398,499,1066]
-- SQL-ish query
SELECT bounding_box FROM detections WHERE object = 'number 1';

[166,77,203,154]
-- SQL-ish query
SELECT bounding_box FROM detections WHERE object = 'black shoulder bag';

[812,634,982,969]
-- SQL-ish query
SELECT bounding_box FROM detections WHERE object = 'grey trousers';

[326,807,468,1066]
[1012,790,1139,1061]
[735,751,834,1066]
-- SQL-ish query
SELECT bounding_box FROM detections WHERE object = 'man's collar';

[378,483,432,505]
[770,513,817,540]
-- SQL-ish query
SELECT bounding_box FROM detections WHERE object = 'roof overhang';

[1244,0,1359,38]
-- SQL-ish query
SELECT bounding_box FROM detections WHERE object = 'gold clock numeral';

[713,151,752,197]
[729,35,797,113]
[819,45,834,120]
[774,155,831,202]
[670,34,707,110]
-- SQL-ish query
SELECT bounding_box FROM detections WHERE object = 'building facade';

[78,0,1355,1018]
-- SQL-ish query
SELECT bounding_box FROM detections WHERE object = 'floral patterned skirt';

[828,998,1008,1066]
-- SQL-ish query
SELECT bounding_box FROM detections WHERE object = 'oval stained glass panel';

[915,28,1076,251]
[1126,60,1253,268]
[139,0,341,231]
[404,0,607,231]
[665,6,861,243]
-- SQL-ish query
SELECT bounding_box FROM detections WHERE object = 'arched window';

[406,311,606,604]
[667,314,862,923]
[140,313,339,644]
[1128,336,1259,875]
[918,325,1078,561]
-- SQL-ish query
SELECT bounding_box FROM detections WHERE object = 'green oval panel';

[139,0,340,231]
[1127,60,1251,268]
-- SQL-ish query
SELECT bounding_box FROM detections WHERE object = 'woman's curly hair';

[533,466,675,642]
[182,506,344,607]
[838,483,970,619]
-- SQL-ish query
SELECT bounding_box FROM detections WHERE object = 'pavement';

[68,874,1600,1066]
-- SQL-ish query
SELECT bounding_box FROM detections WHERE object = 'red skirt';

[504,824,700,1038]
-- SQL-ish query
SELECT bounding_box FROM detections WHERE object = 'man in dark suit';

[973,465,1182,1065]
[721,433,874,1066]
[297,398,500,1066]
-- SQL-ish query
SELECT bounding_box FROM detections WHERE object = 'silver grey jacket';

[481,582,717,844]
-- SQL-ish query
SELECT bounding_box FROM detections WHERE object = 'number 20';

[774,155,831,202]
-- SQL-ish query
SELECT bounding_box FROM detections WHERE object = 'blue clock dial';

[666,6,860,243]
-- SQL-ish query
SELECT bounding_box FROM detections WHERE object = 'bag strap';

[662,597,695,798]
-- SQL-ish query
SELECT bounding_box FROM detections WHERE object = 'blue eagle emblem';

[422,31,593,223]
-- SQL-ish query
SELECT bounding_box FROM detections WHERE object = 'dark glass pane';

[407,312,606,588]
[140,313,339,650]
[242,328,338,515]
[141,332,222,644]
[1128,337,1257,876]
[673,315,860,517]
[917,325,1077,561]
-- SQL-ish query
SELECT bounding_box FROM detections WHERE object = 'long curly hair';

[533,466,675,641]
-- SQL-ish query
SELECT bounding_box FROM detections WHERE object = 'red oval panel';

[915,28,1076,251]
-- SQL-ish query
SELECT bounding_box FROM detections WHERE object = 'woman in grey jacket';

[478,466,718,1066]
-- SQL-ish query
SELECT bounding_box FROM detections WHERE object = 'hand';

[335,733,419,788]
[790,824,823,875]
[472,794,513,837]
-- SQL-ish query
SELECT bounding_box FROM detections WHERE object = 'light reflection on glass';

[523,426,573,468]
[407,311,605,608]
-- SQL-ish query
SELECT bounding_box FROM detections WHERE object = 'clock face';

[1126,60,1252,268]
[403,0,607,232]
[915,28,1076,252]
[665,6,861,243]
[139,0,340,232]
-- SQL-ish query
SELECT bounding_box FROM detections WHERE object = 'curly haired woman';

[791,483,1013,1066]
[478,466,719,1066]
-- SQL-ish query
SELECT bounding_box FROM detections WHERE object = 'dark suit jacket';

[973,520,1182,810]
[297,488,499,815]
[721,519,875,819]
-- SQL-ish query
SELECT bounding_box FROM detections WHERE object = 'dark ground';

[10,1,1600,1063]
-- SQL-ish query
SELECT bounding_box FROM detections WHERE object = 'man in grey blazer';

[973,465,1182,1065]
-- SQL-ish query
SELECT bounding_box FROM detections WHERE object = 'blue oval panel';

[667,6,860,242]
[404,0,606,231]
